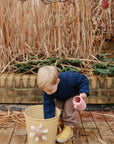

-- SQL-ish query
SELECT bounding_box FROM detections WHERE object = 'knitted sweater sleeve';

[78,74,90,96]
[43,92,55,119]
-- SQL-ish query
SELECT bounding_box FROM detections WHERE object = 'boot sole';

[56,134,73,143]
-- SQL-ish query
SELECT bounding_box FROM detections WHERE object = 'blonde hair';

[37,66,58,90]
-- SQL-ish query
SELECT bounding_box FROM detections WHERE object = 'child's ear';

[57,78,60,84]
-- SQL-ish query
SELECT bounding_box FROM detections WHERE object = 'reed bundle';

[0,0,113,73]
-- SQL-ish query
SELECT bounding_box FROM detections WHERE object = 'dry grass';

[0,0,113,73]
[0,111,25,127]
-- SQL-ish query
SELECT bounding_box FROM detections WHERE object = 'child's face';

[44,79,60,95]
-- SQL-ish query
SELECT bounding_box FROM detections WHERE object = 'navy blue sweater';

[43,71,89,119]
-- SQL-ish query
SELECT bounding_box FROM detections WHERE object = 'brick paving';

[0,110,114,144]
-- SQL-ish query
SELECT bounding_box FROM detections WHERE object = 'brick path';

[0,110,113,144]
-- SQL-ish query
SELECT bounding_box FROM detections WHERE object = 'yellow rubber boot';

[56,125,73,143]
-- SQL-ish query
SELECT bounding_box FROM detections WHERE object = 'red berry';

[102,0,109,9]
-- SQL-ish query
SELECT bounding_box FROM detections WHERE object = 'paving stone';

[73,136,88,144]
[0,128,14,144]
[80,111,93,122]
[87,136,102,144]
[95,122,109,128]
[10,135,26,144]
[85,128,100,137]
[73,123,85,138]
[102,111,114,121]
[91,111,106,122]
[64,138,73,144]
[13,124,26,136]
[107,122,114,128]
[102,136,114,144]
[75,121,83,128]
[76,111,81,122]
[82,122,96,128]
[96,138,109,144]
[56,138,73,144]
[85,128,102,144]
[1,122,16,128]
[99,128,113,136]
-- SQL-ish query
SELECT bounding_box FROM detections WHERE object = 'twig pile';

[0,110,25,127]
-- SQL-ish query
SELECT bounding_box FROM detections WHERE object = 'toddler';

[37,65,89,143]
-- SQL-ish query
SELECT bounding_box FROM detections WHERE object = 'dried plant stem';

[0,0,113,73]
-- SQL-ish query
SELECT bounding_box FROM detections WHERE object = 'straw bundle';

[0,0,113,73]
[0,111,25,127]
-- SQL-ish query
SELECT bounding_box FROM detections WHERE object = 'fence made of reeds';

[0,0,113,73]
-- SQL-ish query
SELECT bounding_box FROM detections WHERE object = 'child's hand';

[80,93,87,100]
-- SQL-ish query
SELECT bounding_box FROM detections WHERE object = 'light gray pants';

[55,96,76,128]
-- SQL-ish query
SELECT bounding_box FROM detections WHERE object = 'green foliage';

[61,67,79,72]
[13,54,114,77]
[93,63,114,77]
[94,67,114,76]
[96,53,107,60]
[56,58,82,67]
[96,54,114,62]
[27,60,39,65]
[14,63,33,73]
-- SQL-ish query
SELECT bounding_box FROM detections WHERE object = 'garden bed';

[11,53,114,78]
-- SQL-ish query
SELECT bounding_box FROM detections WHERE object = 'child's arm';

[78,74,89,96]
[43,92,55,119]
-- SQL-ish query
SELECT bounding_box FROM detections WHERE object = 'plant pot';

[24,105,60,144]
